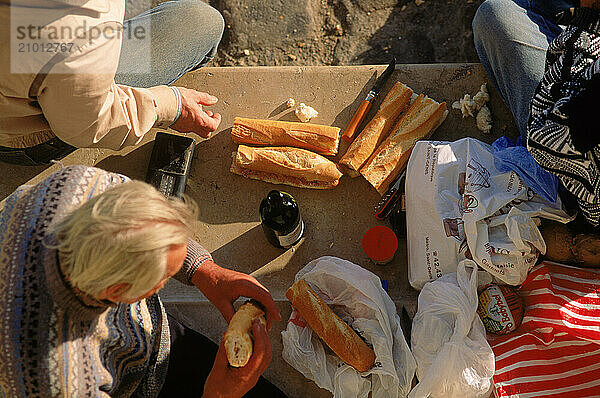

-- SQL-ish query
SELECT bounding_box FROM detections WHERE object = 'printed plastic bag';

[281,256,416,398]
[409,260,494,398]
[406,138,574,289]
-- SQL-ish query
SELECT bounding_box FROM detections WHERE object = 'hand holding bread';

[224,301,267,367]
[190,260,281,331]
[204,319,272,398]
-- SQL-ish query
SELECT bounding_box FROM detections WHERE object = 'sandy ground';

[212,0,485,66]
[127,0,486,67]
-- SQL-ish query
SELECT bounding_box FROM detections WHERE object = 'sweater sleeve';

[173,239,213,285]
[527,7,600,224]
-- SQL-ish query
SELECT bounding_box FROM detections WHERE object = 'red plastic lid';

[362,226,398,264]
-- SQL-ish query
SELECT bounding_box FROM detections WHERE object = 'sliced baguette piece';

[360,95,448,194]
[231,117,341,156]
[286,279,376,372]
[230,145,343,189]
[224,301,266,367]
[339,82,413,176]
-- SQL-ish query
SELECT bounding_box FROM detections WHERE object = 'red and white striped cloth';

[489,261,600,398]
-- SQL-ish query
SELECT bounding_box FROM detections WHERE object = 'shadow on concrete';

[277,109,301,122]
[269,101,291,118]
[332,69,378,133]
[328,69,378,163]
[1,163,50,200]
[210,224,285,274]
[95,141,154,181]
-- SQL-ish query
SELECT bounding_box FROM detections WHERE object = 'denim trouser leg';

[115,0,224,87]
[472,0,572,140]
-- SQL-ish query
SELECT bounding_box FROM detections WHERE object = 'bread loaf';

[360,94,447,194]
[285,279,376,372]
[224,301,266,367]
[231,117,341,156]
[339,82,413,176]
[230,145,343,189]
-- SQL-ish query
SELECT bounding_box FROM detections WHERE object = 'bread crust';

[339,82,413,175]
[230,145,343,189]
[285,279,376,372]
[232,117,341,156]
[360,96,448,194]
[224,301,266,367]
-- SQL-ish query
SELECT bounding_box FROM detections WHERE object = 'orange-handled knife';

[341,57,396,143]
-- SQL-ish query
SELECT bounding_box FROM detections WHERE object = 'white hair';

[52,181,197,301]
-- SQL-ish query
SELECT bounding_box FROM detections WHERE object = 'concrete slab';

[161,64,518,398]
[0,64,517,398]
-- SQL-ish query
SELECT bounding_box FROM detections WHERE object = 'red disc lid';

[362,226,398,263]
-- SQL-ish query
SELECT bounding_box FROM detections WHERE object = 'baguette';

[231,117,341,156]
[230,145,343,189]
[224,301,266,367]
[339,82,413,176]
[286,279,376,372]
[360,94,448,194]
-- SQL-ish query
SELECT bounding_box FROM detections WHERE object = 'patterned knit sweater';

[0,165,212,397]
[527,7,600,225]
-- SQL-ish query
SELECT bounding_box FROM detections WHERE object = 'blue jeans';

[115,0,224,87]
[472,0,576,139]
[0,0,223,165]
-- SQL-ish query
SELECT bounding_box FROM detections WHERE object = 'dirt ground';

[212,0,485,67]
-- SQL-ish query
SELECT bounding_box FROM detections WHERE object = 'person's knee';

[472,0,515,46]
[175,0,225,46]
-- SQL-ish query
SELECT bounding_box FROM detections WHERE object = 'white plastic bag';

[409,260,494,398]
[281,256,416,398]
[406,138,574,289]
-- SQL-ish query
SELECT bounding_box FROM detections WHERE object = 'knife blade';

[341,57,396,143]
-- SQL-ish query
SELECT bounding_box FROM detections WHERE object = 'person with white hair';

[0,165,287,398]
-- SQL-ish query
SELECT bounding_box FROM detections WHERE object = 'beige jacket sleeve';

[37,72,178,150]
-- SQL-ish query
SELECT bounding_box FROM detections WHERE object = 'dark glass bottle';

[259,190,304,249]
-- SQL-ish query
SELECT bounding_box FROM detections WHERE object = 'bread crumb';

[452,82,491,119]
[473,83,489,109]
[401,5,407,11]
[452,94,477,118]
[476,105,492,133]
[295,103,319,122]
[286,98,296,108]
[415,0,425,5]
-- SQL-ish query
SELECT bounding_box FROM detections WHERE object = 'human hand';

[171,87,222,138]
[192,260,282,330]
[203,319,272,398]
